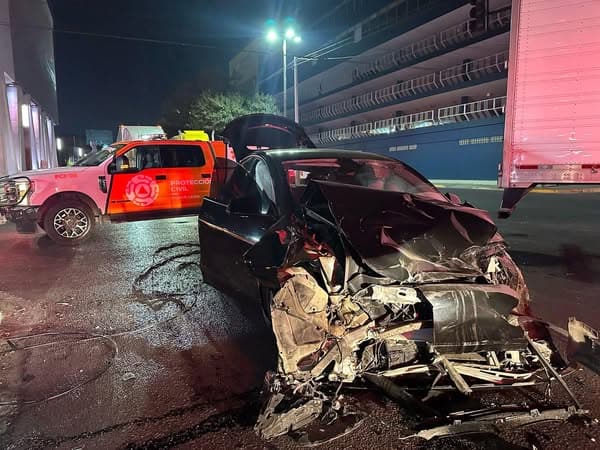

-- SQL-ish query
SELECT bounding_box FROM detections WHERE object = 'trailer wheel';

[43,201,95,245]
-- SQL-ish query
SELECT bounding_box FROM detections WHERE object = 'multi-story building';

[254,0,512,180]
[0,0,58,176]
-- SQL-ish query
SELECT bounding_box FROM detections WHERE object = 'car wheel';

[43,201,95,246]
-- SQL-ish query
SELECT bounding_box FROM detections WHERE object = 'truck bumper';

[0,206,39,233]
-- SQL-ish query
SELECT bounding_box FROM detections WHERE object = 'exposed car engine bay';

[248,180,592,441]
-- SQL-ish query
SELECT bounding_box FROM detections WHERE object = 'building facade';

[0,0,58,176]
[254,0,511,180]
[229,39,262,96]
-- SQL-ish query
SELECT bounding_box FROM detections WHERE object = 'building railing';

[488,6,512,30]
[301,51,508,124]
[438,95,506,122]
[438,50,508,85]
[312,95,506,144]
[347,5,510,86]
[439,20,473,47]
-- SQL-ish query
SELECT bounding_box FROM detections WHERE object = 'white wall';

[0,0,14,79]
[10,0,58,121]
[0,0,57,176]
[1,0,15,175]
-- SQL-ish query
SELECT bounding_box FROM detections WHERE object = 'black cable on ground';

[0,331,118,406]
[1,243,203,407]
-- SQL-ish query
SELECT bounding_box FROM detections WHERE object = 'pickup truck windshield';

[73,144,126,166]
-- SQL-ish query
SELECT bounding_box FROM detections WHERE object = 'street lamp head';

[285,28,295,39]
[266,29,278,42]
[293,35,302,43]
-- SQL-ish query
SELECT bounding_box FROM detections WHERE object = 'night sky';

[47,0,344,137]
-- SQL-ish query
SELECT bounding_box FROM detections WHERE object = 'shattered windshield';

[282,157,447,201]
[73,144,126,166]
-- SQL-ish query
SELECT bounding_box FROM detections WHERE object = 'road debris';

[121,372,136,382]
[568,317,600,376]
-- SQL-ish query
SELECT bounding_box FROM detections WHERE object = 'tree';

[186,91,280,133]
[158,69,228,136]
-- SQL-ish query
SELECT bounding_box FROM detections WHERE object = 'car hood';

[5,166,92,179]
[221,113,315,161]
[300,180,498,283]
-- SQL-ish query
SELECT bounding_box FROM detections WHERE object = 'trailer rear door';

[500,0,600,189]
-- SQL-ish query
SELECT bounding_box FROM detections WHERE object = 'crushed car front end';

[247,179,585,441]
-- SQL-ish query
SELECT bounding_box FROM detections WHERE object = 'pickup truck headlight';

[0,177,32,206]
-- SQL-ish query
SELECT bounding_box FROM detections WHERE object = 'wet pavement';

[1,190,599,449]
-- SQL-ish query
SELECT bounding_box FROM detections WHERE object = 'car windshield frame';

[73,144,126,166]
[279,156,447,202]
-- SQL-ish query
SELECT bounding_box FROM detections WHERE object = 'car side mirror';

[227,194,263,215]
[107,162,117,174]
[446,192,462,204]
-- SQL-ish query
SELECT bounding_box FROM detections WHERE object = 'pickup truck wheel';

[43,201,95,245]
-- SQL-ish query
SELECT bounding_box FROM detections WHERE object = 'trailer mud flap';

[498,185,535,219]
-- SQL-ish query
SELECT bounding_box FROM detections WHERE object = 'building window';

[458,135,504,146]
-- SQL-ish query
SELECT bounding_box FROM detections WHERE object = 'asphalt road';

[0,189,599,449]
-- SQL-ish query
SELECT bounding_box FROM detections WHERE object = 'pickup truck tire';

[43,201,95,245]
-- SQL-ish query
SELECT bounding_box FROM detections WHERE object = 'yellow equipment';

[172,130,210,141]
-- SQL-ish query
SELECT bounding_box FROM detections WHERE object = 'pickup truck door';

[159,143,213,213]
[106,144,173,220]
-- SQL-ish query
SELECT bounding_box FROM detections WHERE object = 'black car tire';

[43,201,95,246]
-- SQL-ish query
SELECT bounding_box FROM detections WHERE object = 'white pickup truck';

[0,138,230,245]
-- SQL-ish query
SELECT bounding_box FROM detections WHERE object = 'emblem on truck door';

[125,175,159,206]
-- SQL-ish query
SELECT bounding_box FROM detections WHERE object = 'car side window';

[115,145,161,172]
[254,159,276,209]
[217,164,274,215]
[159,145,206,168]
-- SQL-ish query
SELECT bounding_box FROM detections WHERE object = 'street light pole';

[266,22,300,120]
[282,38,287,118]
[293,56,299,123]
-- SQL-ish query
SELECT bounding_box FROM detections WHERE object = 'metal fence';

[488,6,512,30]
[302,51,509,123]
[312,96,507,144]
[438,96,506,123]
[438,51,508,86]
[349,6,511,85]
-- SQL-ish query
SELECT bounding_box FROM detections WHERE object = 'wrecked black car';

[197,115,597,442]
[198,146,593,440]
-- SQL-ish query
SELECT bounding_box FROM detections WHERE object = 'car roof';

[250,148,396,163]
[112,139,208,146]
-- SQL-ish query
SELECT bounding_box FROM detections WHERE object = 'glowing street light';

[266,29,278,42]
[265,19,302,119]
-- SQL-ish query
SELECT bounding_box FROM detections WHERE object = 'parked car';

[198,115,595,442]
[0,138,231,245]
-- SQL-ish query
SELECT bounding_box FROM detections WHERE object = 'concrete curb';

[431,180,600,194]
